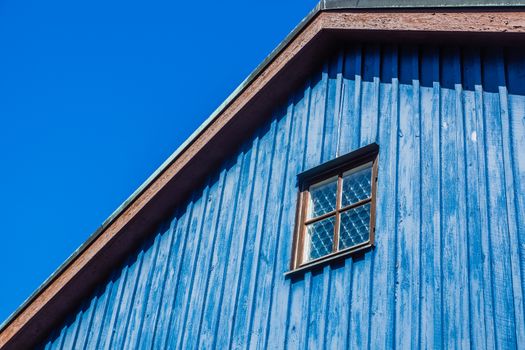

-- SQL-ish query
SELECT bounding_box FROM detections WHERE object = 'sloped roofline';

[2,1,525,348]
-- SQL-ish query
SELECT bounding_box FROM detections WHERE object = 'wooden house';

[1,1,525,348]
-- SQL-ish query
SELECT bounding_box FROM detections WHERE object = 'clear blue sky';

[0,0,319,324]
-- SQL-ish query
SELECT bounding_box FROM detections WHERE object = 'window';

[288,144,378,274]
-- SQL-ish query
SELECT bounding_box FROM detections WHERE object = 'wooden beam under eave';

[320,10,525,33]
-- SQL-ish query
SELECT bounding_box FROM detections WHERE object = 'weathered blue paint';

[40,44,525,349]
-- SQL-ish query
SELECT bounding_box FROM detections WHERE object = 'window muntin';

[289,145,378,274]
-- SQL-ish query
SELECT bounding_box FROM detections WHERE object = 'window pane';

[339,203,371,250]
[305,216,335,262]
[308,177,338,219]
[341,164,372,207]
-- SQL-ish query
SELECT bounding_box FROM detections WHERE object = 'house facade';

[1,1,525,349]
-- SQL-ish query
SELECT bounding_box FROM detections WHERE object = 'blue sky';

[0,0,319,324]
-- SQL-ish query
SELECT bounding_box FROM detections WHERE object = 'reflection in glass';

[339,203,371,250]
[306,216,336,261]
[308,177,338,218]
[341,165,372,207]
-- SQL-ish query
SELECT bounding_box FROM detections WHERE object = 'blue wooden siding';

[41,44,525,349]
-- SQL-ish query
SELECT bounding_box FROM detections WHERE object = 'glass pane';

[341,164,372,207]
[308,177,338,219]
[339,203,371,250]
[305,216,336,262]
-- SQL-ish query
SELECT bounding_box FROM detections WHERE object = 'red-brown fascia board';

[1,9,525,350]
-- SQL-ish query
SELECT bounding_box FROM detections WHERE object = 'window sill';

[284,242,373,279]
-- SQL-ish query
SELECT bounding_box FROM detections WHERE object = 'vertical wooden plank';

[330,46,363,350]
[108,248,145,349]
[440,46,471,349]
[214,142,258,349]
[229,120,277,350]
[431,46,445,350]
[58,307,82,350]
[315,65,343,350]
[499,49,525,345]
[49,310,78,349]
[461,47,489,350]
[160,186,209,349]
[347,43,381,350]
[506,48,525,341]
[197,154,242,348]
[99,261,131,350]
[264,94,306,350]
[285,83,313,350]
[130,215,176,348]
[294,64,330,350]
[121,232,161,349]
[84,272,116,349]
[71,293,98,349]
[325,260,352,350]
[322,52,344,159]
[286,275,311,350]
[163,198,200,348]
[177,170,226,350]
[359,44,381,146]
[418,44,439,350]
[393,44,421,350]
[88,266,120,349]
[136,223,179,348]
[472,50,498,350]
[482,48,517,349]
[106,231,163,349]
[246,108,293,350]
[333,50,345,159]
[305,64,329,167]
[338,44,362,154]
[150,200,192,348]
[300,272,313,350]
[325,50,353,350]
[129,212,175,348]
[454,47,472,350]
[368,44,398,350]
[305,61,332,350]
[312,270,332,350]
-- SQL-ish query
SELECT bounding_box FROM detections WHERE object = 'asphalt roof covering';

[2,0,525,335]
